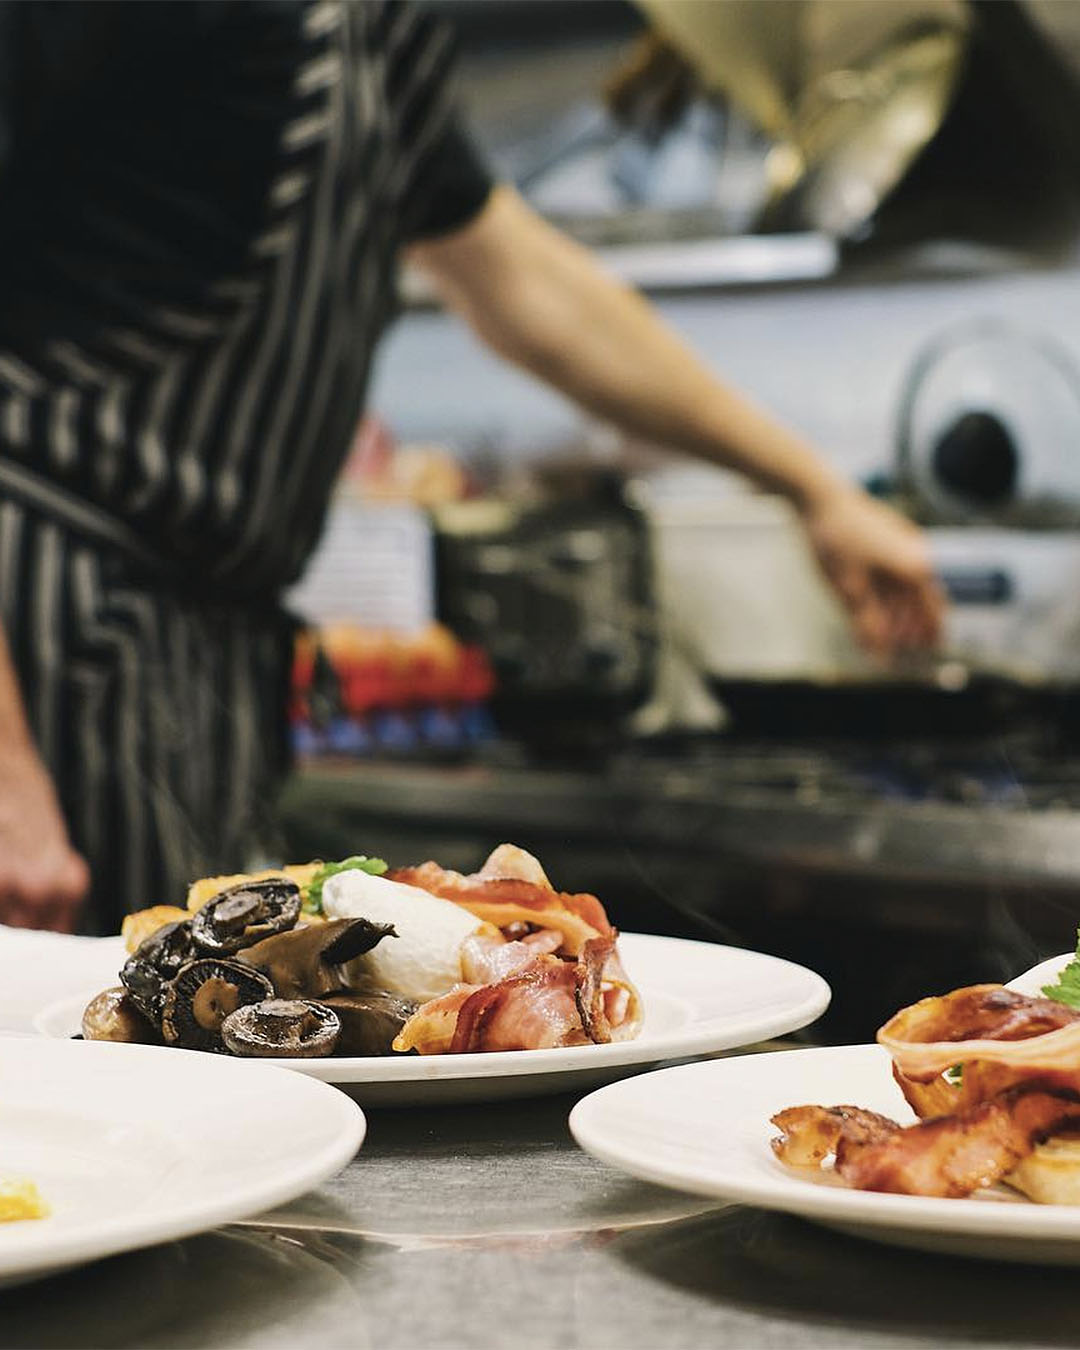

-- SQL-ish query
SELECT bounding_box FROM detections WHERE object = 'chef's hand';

[799,484,945,657]
[410,184,942,658]
[0,743,89,932]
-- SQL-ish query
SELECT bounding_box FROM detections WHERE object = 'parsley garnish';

[303,855,387,915]
[1041,927,1080,1007]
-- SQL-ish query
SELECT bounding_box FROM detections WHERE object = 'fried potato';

[1005,1131,1080,1205]
[186,872,272,912]
[185,863,326,913]
[121,905,190,953]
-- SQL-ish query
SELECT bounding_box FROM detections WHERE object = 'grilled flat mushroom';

[237,917,396,999]
[221,999,341,1058]
[121,920,195,1023]
[320,990,418,1056]
[190,879,302,956]
[161,958,273,1051]
[81,987,162,1043]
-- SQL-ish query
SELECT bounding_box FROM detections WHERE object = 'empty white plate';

[569,1044,1080,1266]
[0,1035,365,1287]
[35,933,830,1105]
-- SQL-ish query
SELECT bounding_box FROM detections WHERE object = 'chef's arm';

[0,625,89,930]
[406,184,944,653]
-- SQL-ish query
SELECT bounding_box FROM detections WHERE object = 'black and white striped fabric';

[0,0,491,931]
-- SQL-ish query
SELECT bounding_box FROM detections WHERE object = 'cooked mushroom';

[237,917,396,999]
[220,999,340,1058]
[81,987,162,1044]
[120,919,195,1023]
[160,958,273,1051]
[190,878,302,956]
[320,990,418,1056]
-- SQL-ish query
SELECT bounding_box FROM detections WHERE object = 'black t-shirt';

[0,0,492,586]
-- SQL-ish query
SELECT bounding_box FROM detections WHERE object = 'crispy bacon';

[597,944,643,1042]
[449,956,590,1053]
[772,982,1080,1202]
[476,843,553,888]
[846,1091,1080,1197]
[391,864,611,954]
[392,986,476,1055]
[393,939,620,1055]
[772,1105,901,1166]
[773,1091,1080,1196]
[878,985,1080,1088]
[460,930,563,985]
[892,1063,963,1119]
[574,933,617,1044]
[389,843,613,957]
[391,846,642,1051]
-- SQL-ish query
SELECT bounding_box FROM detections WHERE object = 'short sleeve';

[374,0,494,242]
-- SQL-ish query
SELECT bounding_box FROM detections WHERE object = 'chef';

[0,0,943,934]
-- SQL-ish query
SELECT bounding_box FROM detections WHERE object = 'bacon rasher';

[389,844,612,958]
[391,844,643,1046]
[394,937,618,1055]
[879,985,1080,1089]
[772,984,1080,1198]
[772,1092,1080,1197]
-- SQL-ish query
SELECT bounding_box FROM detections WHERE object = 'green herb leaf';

[944,1064,963,1085]
[303,855,388,915]
[1041,927,1080,1007]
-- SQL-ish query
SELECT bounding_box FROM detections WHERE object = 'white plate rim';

[33,932,831,1084]
[0,1036,365,1281]
[569,1043,1080,1243]
[1006,952,1071,997]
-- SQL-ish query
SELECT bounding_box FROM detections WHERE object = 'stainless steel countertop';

[2,1088,1076,1350]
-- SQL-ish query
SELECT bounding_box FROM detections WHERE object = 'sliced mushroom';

[237,917,396,999]
[161,958,273,1051]
[121,919,195,1023]
[320,990,418,1056]
[190,878,302,956]
[81,987,163,1044]
[221,999,341,1058]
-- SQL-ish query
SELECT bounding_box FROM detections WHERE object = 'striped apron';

[0,0,461,932]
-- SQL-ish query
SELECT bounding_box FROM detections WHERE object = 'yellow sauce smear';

[0,1178,48,1223]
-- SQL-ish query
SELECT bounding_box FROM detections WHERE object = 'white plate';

[34,933,830,1105]
[1007,952,1072,997]
[569,1043,1080,1266]
[0,1036,365,1288]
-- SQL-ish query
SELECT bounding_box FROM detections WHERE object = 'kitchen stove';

[609,728,1080,811]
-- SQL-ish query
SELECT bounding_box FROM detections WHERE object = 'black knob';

[931,410,1018,506]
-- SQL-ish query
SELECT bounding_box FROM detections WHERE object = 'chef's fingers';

[893,589,928,651]
[0,889,80,933]
[47,897,80,934]
[37,874,87,934]
[923,576,947,645]
[875,569,944,652]
[905,575,945,649]
[832,562,874,631]
[0,895,38,929]
[851,590,892,657]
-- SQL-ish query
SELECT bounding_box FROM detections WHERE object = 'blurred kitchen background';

[282,0,1080,1040]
